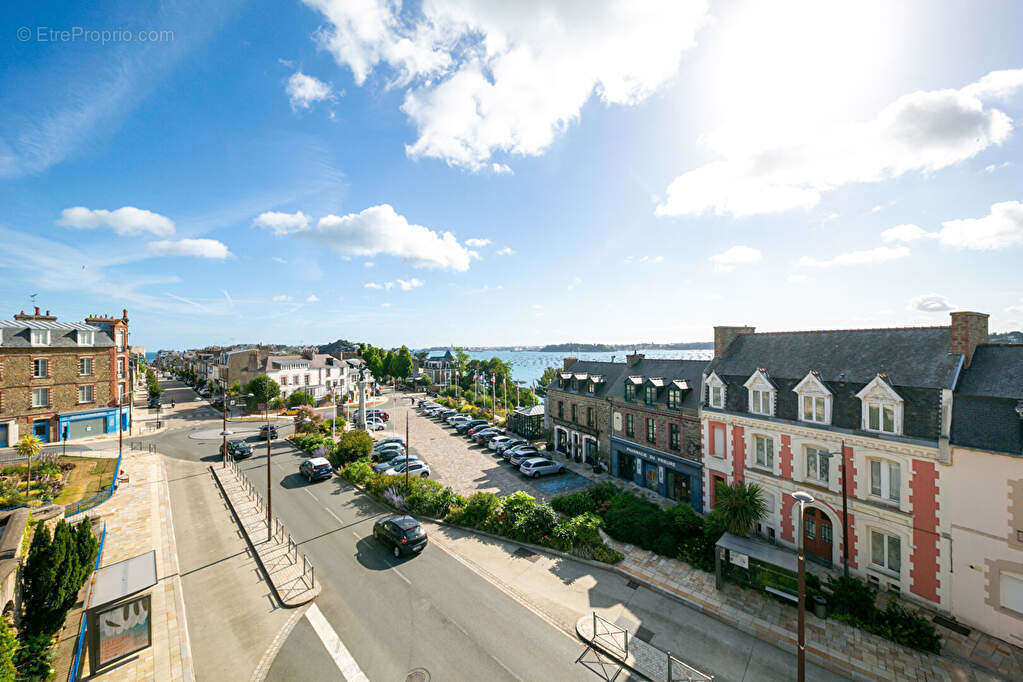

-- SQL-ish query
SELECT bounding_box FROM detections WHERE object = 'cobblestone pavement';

[392,401,592,501]
[73,452,195,682]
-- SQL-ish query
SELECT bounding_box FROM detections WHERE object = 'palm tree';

[14,434,42,499]
[714,480,767,536]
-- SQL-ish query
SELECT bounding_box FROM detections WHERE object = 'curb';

[209,465,318,608]
[574,616,648,680]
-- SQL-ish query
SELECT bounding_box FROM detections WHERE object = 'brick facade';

[548,389,612,462]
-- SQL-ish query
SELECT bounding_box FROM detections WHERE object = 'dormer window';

[644,385,656,404]
[625,384,636,401]
[744,369,775,416]
[667,388,681,409]
[706,372,726,408]
[30,330,50,346]
[856,375,903,436]
[793,371,832,425]
[587,381,595,394]
[77,330,95,346]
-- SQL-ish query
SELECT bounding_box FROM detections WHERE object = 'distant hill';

[539,341,714,352]
[318,338,359,356]
[991,331,1023,344]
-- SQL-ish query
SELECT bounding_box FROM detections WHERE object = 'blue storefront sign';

[58,406,131,442]
[610,437,703,512]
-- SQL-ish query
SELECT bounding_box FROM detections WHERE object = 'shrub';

[14,633,52,681]
[668,502,703,539]
[366,473,405,498]
[590,544,625,564]
[550,491,597,517]
[512,503,558,544]
[879,598,941,654]
[382,487,406,510]
[603,492,679,557]
[447,492,499,528]
[340,460,373,485]
[824,575,941,653]
[563,512,604,547]
[826,575,878,626]
[21,519,97,638]
[336,430,373,466]
[405,479,459,518]
[0,617,17,682]
[484,491,536,536]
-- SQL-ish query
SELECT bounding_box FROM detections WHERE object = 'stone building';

[545,358,628,467]
[0,307,130,445]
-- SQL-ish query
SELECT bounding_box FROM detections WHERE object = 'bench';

[765,586,798,603]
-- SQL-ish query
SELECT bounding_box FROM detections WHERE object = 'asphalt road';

[155,386,610,681]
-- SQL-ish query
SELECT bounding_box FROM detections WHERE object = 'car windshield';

[403,527,424,539]
[313,464,332,473]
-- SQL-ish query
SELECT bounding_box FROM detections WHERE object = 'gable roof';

[606,358,709,410]
[0,320,112,348]
[554,359,629,398]
[708,327,961,389]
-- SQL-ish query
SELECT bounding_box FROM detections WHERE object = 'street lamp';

[818,439,850,577]
[792,489,815,682]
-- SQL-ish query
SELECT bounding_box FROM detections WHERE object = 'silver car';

[496,438,526,454]
[519,457,563,478]
[488,435,513,451]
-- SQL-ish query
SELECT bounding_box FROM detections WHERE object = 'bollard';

[667,651,672,682]
[592,612,597,642]
[310,564,314,588]
[624,630,628,657]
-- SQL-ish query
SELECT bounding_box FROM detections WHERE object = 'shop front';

[58,406,130,442]
[552,421,599,464]
[610,437,704,512]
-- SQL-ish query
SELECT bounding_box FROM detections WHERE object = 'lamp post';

[792,489,815,682]
[265,399,272,542]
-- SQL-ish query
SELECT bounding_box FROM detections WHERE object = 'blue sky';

[2,0,1023,350]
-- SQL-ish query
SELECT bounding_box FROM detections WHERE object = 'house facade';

[423,350,455,386]
[700,316,983,612]
[0,307,131,445]
[608,354,708,512]
[546,358,626,467]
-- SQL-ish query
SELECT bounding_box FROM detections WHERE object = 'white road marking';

[304,603,369,682]
[325,507,343,524]
[391,567,412,585]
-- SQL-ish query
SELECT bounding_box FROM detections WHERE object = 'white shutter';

[713,427,725,457]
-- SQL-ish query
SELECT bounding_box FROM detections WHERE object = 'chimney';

[714,325,755,358]
[34,306,39,316]
[626,352,644,367]
[563,357,578,371]
[950,311,989,368]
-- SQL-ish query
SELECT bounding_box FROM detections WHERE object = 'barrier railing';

[68,520,106,681]
[64,448,123,519]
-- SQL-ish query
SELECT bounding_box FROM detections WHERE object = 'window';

[77,330,95,346]
[30,330,50,346]
[79,357,93,376]
[667,388,681,409]
[802,395,827,423]
[750,389,772,415]
[870,531,901,574]
[710,386,723,408]
[558,401,564,419]
[625,384,636,401]
[753,435,774,468]
[118,383,125,402]
[866,401,896,433]
[78,384,93,403]
[32,387,49,407]
[646,418,656,443]
[869,460,901,503]
[304,374,310,385]
[645,386,656,404]
[626,414,634,437]
[669,423,680,451]
[711,424,725,458]
[115,330,125,351]
[117,357,125,379]
[571,404,578,423]
[587,381,595,394]
[1000,572,1023,615]
[805,446,829,484]
[34,358,49,378]
[586,406,594,427]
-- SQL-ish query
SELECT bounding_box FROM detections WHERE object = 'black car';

[221,440,252,459]
[259,424,278,440]
[299,457,334,482]
[148,397,161,409]
[456,419,488,433]
[373,515,428,558]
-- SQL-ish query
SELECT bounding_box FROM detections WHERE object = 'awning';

[590,375,605,383]
[671,379,691,391]
[647,377,666,387]
[715,533,796,572]
[627,376,643,385]
[88,550,158,608]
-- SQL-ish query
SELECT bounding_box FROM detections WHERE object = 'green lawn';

[54,458,118,505]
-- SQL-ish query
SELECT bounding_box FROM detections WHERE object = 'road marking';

[324,507,343,524]
[391,567,412,585]
[304,603,369,682]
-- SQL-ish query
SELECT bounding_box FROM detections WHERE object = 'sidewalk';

[551,457,1017,680]
[73,451,195,681]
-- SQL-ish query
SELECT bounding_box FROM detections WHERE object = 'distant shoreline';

[418,342,714,352]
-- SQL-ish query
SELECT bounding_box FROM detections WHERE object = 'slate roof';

[0,320,112,348]
[553,360,629,399]
[708,327,961,389]
[951,345,1023,456]
[953,345,1023,399]
[606,358,709,410]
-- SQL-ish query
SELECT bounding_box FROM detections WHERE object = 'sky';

[2,0,1023,351]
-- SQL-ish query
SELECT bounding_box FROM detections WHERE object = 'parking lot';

[372,393,593,501]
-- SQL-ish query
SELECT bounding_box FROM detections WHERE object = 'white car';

[488,435,513,451]
[446,413,472,425]
[366,419,386,431]
[496,438,527,454]
[519,458,563,478]
[383,460,431,478]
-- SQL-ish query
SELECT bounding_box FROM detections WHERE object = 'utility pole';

[404,411,410,490]
[266,401,272,542]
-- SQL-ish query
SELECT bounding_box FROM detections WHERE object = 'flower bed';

[339,459,622,563]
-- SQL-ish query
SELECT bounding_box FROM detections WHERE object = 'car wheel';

[420,472,428,478]
[532,471,540,478]
[393,545,401,558]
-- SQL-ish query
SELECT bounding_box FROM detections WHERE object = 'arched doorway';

[802,507,833,565]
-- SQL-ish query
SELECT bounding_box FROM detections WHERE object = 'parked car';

[496,437,526,454]
[457,419,488,434]
[221,440,253,459]
[468,424,496,438]
[259,424,278,440]
[372,446,407,462]
[365,419,386,431]
[368,409,389,422]
[300,457,334,482]
[373,454,421,472]
[519,458,563,478]
[446,413,472,425]
[471,427,501,443]
[488,435,513,451]
[507,446,541,465]
[373,515,428,558]
[374,437,406,449]
[382,460,431,478]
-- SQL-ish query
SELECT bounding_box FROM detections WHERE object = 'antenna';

[29,293,37,306]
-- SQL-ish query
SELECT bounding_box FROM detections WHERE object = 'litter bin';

[812,595,827,619]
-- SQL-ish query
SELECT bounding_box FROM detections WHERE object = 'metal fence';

[64,449,123,519]
[0,448,65,466]
[69,520,106,681]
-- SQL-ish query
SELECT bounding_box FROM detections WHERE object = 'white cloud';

[307,204,473,270]
[465,238,491,248]
[822,212,840,222]
[567,276,582,291]
[396,278,424,290]
[787,274,808,283]
[937,201,1023,250]
[908,294,955,313]
[306,294,320,302]
[709,245,762,271]
[273,294,293,302]
[363,261,375,268]
[57,206,175,237]
[221,289,234,306]
[253,210,310,235]
[305,0,709,170]
[286,72,335,110]
[871,200,896,214]
[657,69,1023,218]
[272,256,288,264]
[147,238,232,259]
[1006,305,1023,315]
[491,163,513,175]
[798,245,910,268]
[881,224,933,243]
[984,161,1011,173]
[381,302,392,308]
[495,246,515,256]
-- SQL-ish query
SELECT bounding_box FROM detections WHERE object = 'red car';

[467,423,493,437]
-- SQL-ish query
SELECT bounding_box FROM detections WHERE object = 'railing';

[592,613,629,658]
[64,448,123,518]
[69,520,106,681]
[667,651,714,682]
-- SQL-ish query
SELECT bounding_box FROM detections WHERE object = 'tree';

[382,349,396,379]
[713,480,767,536]
[539,365,560,388]
[286,391,315,408]
[228,380,243,396]
[245,375,281,411]
[393,346,414,381]
[332,430,373,467]
[206,379,218,394]
[363,348,383,380]
[454,349,470,389]
[413,350,429,365]
[14,435,41,496]
[0,614,17,682]
[20,519,95,638]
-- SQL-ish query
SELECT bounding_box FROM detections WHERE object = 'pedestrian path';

[74,451,195,681]
[211,461,320,607]
[576,614,712,682]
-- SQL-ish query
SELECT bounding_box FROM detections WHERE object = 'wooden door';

[803,507,833,564]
